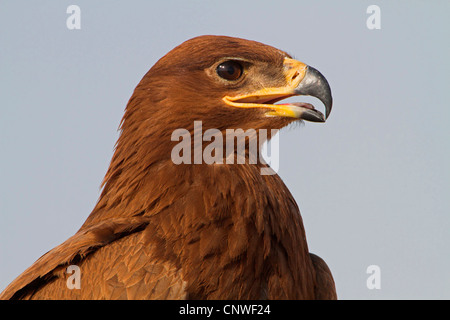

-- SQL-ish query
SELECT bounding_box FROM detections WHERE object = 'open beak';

[223,58,332,122]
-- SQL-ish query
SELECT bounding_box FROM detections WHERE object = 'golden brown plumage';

[0,35,336,300]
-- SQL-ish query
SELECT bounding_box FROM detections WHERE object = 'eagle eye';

[216,61,243,81]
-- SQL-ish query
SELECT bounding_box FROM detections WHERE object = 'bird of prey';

[1,35,336,300]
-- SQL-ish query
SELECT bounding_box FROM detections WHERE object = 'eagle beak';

[223,58,333,122]
[293,66,333,121]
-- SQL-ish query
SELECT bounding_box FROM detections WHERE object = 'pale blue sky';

[1,0,449,299]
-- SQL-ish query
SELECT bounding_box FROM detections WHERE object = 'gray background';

[1,0,449,299]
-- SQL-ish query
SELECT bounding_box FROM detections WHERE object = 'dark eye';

[216,61,243,81]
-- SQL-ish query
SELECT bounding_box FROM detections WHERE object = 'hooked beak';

[223,58,333,122]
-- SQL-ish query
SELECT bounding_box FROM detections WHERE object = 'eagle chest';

[145,166,313,299]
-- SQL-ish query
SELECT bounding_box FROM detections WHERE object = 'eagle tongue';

[276,102,325,122]
[277,102,315,110]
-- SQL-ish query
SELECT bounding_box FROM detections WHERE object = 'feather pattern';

[1,35,336,300]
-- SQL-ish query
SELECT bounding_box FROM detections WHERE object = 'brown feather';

[0,35,336,300]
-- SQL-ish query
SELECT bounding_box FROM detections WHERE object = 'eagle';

[0,35,336,300]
